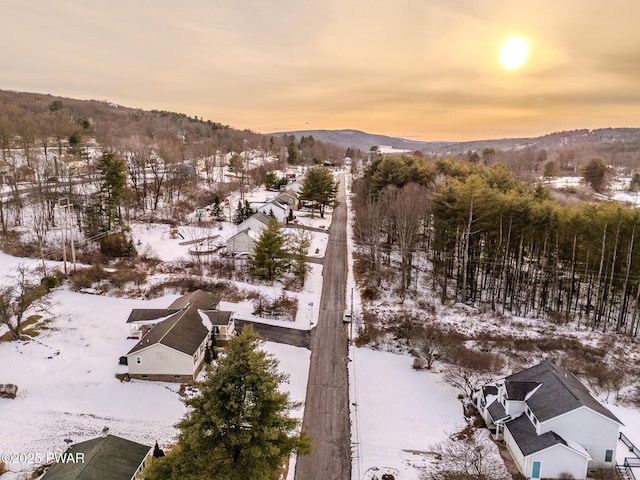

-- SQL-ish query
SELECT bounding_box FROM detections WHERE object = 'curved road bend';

[295,174,351,480]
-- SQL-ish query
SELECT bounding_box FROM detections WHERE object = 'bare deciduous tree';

[425,427,509,480]
[0,265,50,340]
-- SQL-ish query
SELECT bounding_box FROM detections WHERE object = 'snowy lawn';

[350,347,467,480]
[0,288,311,479]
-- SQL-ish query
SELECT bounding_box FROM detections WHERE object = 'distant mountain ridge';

[272,128,640,154]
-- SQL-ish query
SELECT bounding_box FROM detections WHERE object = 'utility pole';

[58,197,76,273]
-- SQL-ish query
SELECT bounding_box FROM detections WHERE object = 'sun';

[499,37,529,70]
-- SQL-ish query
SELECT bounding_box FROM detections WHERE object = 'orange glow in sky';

[0,0,639,141]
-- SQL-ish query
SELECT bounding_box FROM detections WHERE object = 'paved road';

[295,175,351,480]
[234,318,311,348]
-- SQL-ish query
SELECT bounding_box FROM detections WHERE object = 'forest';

[0,90,344,258]
[353,155,640,337]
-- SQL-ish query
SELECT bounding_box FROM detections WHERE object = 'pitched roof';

[504,414,567,456]
[505,361,622,424]
[167,290,219,310]
[42,434,150,480]
[203,310,234,326]
[505,381,540,401]
[250,212,271,226]
[482,385,498,397]
[487,400,509,423]
[127,290,219,356]
[125,309,179,323]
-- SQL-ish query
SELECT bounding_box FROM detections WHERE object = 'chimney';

[101,427,109,438]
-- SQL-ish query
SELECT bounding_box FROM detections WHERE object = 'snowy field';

[350,347,467,480]
[3,173,640,479]
[0,288,311,479]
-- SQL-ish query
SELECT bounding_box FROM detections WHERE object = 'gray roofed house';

[41,434,151,480]
[504,413,567,456]
[476,361,622,480]
[505,361,621,423]
[124,290,231,382]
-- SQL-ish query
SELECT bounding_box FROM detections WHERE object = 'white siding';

[505,400,527,417]
[504,427,588,479]
[540,407,619,465]
[526,445,588,480]
[127,344,193,376]
[504,427,526,474]
[227,232,255,254]
[257,203,288,222]
[237,217,268,235]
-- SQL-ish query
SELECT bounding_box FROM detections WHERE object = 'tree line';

[354,155,640,336]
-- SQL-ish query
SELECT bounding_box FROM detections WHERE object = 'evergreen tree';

[210,195,226,221]
[287,142,301,165]
[298,166,338,218]
[250,218,289,280]
[153,441,165,458]
[145,327,311,480]
[234,200,254,224]
[290,230,311,286]
[96,151,127,231]
[582,157,610,193]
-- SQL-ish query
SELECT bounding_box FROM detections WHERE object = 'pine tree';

[153,441,165,458]
[290,230,311,286]
[234,200,254,224]
[298,166,338,218]
[145,327,310,480]
[250,218,289,280]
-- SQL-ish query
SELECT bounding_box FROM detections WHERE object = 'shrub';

[41,275,59,290]
[69,264,106,290]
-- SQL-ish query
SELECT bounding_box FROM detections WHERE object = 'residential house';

[226,228,258,255]
[41,432,151,480]
[124,290,234,382]
[226,212,271,255]
[257,199,290,223]
[274,190,299,210]
[476,361,622,480]
[237,211,271,233]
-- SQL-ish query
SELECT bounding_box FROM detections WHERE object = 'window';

[136,356,141,364]
[605,450,613,462]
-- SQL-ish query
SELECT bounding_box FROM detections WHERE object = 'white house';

[257,199,290,223]
[274,190,299,210]
[125,290,235,382]
[237,211,271,233]
[226,229,258,255]
[476,361,622,480]
[226,212,272,255]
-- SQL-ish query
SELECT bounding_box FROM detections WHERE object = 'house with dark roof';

[256,199,290,223]
[476,361,622,480]
[274,190,299,210]
[41,433,151,480]
[124,290,234,382]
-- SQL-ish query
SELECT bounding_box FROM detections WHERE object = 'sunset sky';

[1,0,639,141]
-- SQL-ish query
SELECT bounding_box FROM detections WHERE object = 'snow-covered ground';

[3,172,640,480]
[0,288,311,478]
[349,347,467,480]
